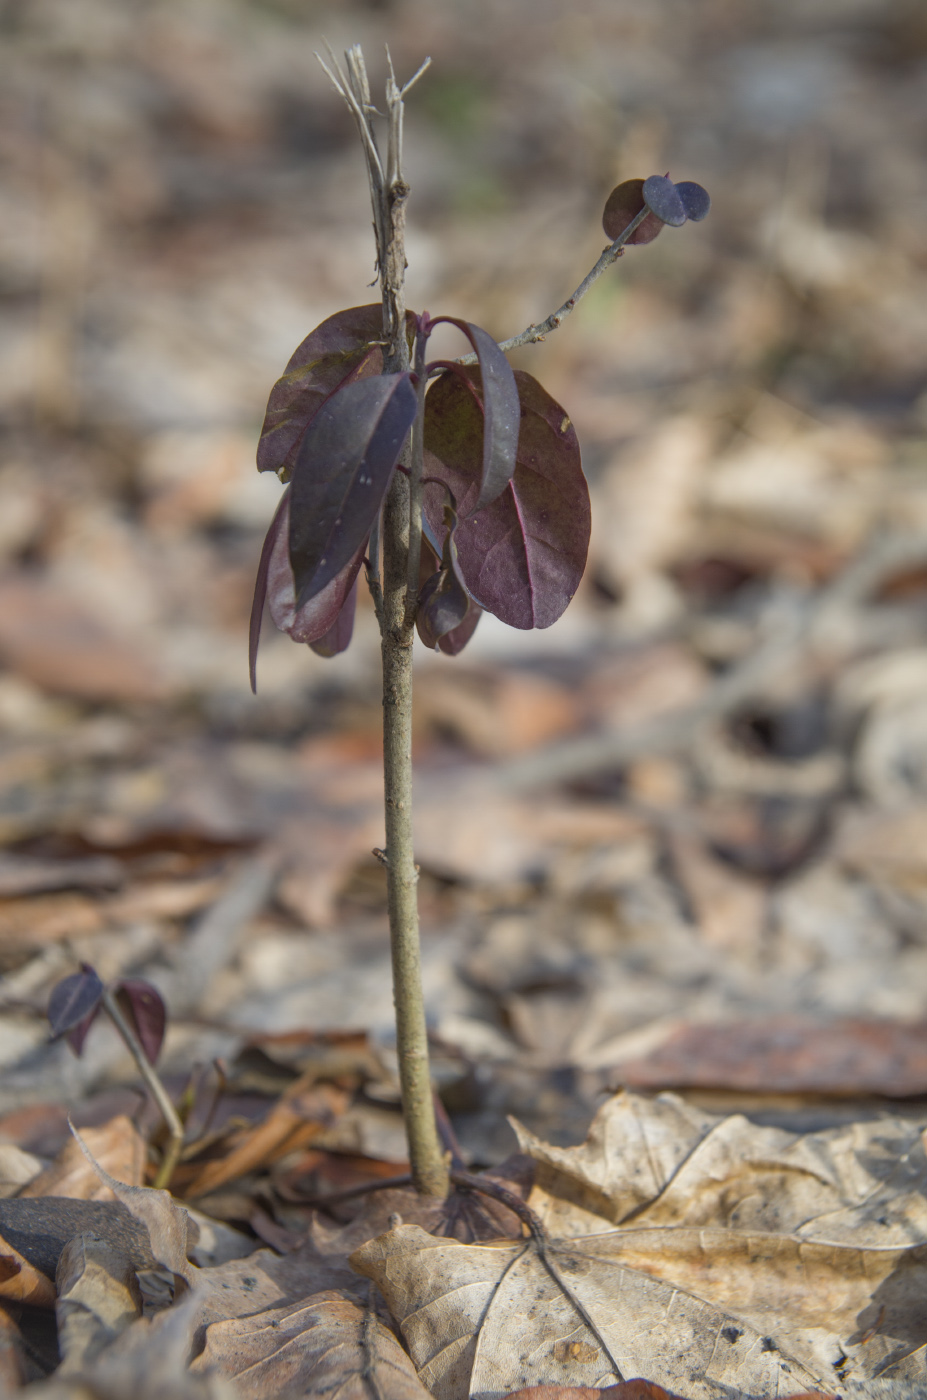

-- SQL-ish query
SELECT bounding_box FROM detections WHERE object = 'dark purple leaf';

[48,965,104,1040]
[289,372,417,606]
[675,180,711,222]
[257,305,406,480]
[253,486,367,662]
[427,318,520,512]
[249,489,288,694]
[309,576,359,657]
[66,1009,101,1057]
[423,370,590,630]
[416,503,471,649]
[602,179,664,245]
[417,568,470,649]
[114,980,166,1065]
[438,602,481,656]
[642,174,687,227]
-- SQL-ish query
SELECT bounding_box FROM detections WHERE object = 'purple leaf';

[48,965,104,1041]
[423,370,590,630]
[426,318,520,512]
[257,305,410,480]
[602,179,664,245]
[642,174,687,227]
[675,180,711,222]
[289,372,417,606]
[114,979,166,1065]
[416,502,471,650]
[250,490,367,688]
[249,489,289,693]
[309,576,359,657]
[438,602,481,656]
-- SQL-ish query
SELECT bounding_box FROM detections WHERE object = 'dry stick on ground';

[319,45,448,1200]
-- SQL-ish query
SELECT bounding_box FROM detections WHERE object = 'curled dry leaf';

[192,1289,433,1400]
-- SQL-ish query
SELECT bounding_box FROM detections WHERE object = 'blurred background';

[2,0,927,1179]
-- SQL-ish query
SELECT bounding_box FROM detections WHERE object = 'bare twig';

[457,205,650,365]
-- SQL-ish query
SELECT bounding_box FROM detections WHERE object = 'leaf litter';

[4,0,927,1396]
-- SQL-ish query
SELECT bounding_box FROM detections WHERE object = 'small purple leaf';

[642,174,687,227]
[265,488,366,641]
[48,965,105,1041]
[257,305,410,480]
[289,373,417,606]
[675,180,711,222]
[423,370,590,630]
[602,179,664,245]
[114,979,166,1066]
[309,576,359,657]
[438,602,481,656]
[416,503,471,650]
[427,318,520,512]
[249,489,289,693]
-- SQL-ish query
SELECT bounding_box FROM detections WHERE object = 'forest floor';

[1,0,927,1395]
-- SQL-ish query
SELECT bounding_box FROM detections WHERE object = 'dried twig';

[457,206,650,365]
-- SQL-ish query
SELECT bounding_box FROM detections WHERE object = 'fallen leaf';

[515,1091,927,1247]
[70,1123,194,1283]
[0,1304,26,1390]
[614,1020,927,1096]
[357,1211,927,1399]
[180,1082,348,1198]
[0,578,166,701]
[20,1116,146,1201]
[0,1231,56,1308]
[351,1221,828,1400]
[192,1289,433,1400]
[0,1198,157,1280]
[56,1231,142,1372]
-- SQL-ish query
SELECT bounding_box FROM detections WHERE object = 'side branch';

[458,205,650,365]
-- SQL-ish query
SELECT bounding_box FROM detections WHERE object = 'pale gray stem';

[320,45,447,1198]
[101,987,184,1191]
[458,204,650,364]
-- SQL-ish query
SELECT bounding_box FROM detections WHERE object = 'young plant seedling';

[250,46,709,1197]
[47,963,182,1189]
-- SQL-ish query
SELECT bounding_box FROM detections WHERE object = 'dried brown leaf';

[181,1082,348,1199]
[56,1232,142,1372]
[0,1231,56,1308]
[192,1289,432,1400]
[352,1218,927,1399]
[514,1091,927,1247]
[20,1117,145,1201]
[70,1123,194,1284]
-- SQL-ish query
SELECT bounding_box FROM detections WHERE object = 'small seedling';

[252,49,708,1197]
[47,963,182,1188]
